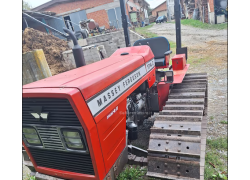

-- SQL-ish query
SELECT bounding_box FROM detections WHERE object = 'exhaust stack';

[63,28,86,68]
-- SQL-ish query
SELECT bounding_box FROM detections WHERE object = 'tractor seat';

[133,37,172,67]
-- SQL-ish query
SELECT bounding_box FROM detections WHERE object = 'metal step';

[155,115,202,122]
[169,92,205,99]
[182,79,208,83]
[173,84,206,89]
[185,73,207,76]
[163,105,204,111]
[171,88,206,93]
[166,99,205,105]
[160,110,203,116]
[184,75,208,80]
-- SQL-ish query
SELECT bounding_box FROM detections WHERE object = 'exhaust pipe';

[63,28,86,68]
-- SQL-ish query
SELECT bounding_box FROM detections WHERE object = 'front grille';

[23,98,82,126]
[23,98,95,175]
[36,126,64,150]
[29,147,95,175]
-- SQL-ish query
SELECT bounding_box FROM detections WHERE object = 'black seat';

[133,37,172,67]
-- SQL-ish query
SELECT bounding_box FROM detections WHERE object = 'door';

[107,9,118,28]
[46,16,66,39]
[130,13,137,23]
[69,10,87,32]
[158,11,167,17]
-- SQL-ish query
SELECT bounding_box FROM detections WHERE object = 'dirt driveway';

[149,23,228,139]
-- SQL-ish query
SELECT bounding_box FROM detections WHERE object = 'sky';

[25,0,166,9]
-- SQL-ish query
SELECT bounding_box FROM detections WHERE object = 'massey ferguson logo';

[30,106,49,122]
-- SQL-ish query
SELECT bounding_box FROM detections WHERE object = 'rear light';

[165,55,170,67]
[23,127,42,146]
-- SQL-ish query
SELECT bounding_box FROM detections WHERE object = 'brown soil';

[22,28,70,75]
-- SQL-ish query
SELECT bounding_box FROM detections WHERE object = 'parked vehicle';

[155,15,167,23]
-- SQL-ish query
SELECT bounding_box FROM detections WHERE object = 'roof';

[32,0,77,11]
[33,0,150,11]
[152,1,166,11]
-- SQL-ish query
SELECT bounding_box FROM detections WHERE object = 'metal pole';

[24,18,28,28]
[119,0,131,47]
[174,0,181,49]
[166,0,171,22]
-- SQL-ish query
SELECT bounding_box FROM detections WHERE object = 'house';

[24,0,149,39]
[151,0,174,19]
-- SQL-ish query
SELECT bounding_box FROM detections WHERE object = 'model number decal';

[146,59,155,72]
[87,65,147,116]
[107,106,118,119]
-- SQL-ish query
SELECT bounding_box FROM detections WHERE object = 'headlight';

[62,129,85,150]
[23,127,42,146]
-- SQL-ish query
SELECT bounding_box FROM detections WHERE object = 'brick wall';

[87,10,110,29]
[42,0,114,14]
[208,0,214,12]
[152,3,167,17]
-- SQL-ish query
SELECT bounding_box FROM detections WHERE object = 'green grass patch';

[23,174,36,180]
[220,121,228,124]
[135,24,158,39]
[207,137,228,150]
[205,137,228,179]
[134,24,176,53]
[210,116,214,120]
[180,19,227,30]
[118,166,147,180]
[205,151,228,180]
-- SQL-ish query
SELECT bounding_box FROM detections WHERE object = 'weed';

[23,174,36,180]
[180,19,228,30]
[117,166,147,180]
[220,121,228,124]
[210,116,214,120]
[207,138,228,150]
[205,151,228,179]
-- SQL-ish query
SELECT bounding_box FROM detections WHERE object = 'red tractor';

[22,0,208,179]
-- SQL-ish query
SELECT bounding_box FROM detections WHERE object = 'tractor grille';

[23,98,95,175]
[29,147,95,175]
[36,126,64,151]
[22,98,81,126]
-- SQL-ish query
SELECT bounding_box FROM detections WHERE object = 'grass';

[205,138,228,179]
[220,121,228,124]
[23,174,36,180]
[180,19,228,30]
[118,166,147,180]
[207,137,228,150]
[135,24,176,52]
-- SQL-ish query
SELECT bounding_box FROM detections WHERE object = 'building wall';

[208,0,214,12]
[42,0,114,14]
[152,3,167,17]
[87,10,110,28]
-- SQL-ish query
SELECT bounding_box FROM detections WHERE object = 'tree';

[23,1,32,10]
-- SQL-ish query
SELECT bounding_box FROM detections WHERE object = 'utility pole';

[119,0,131,47]
[166,0,171,22]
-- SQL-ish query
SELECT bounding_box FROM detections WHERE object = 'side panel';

[97,99,127,171]
[157,83,170,111]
